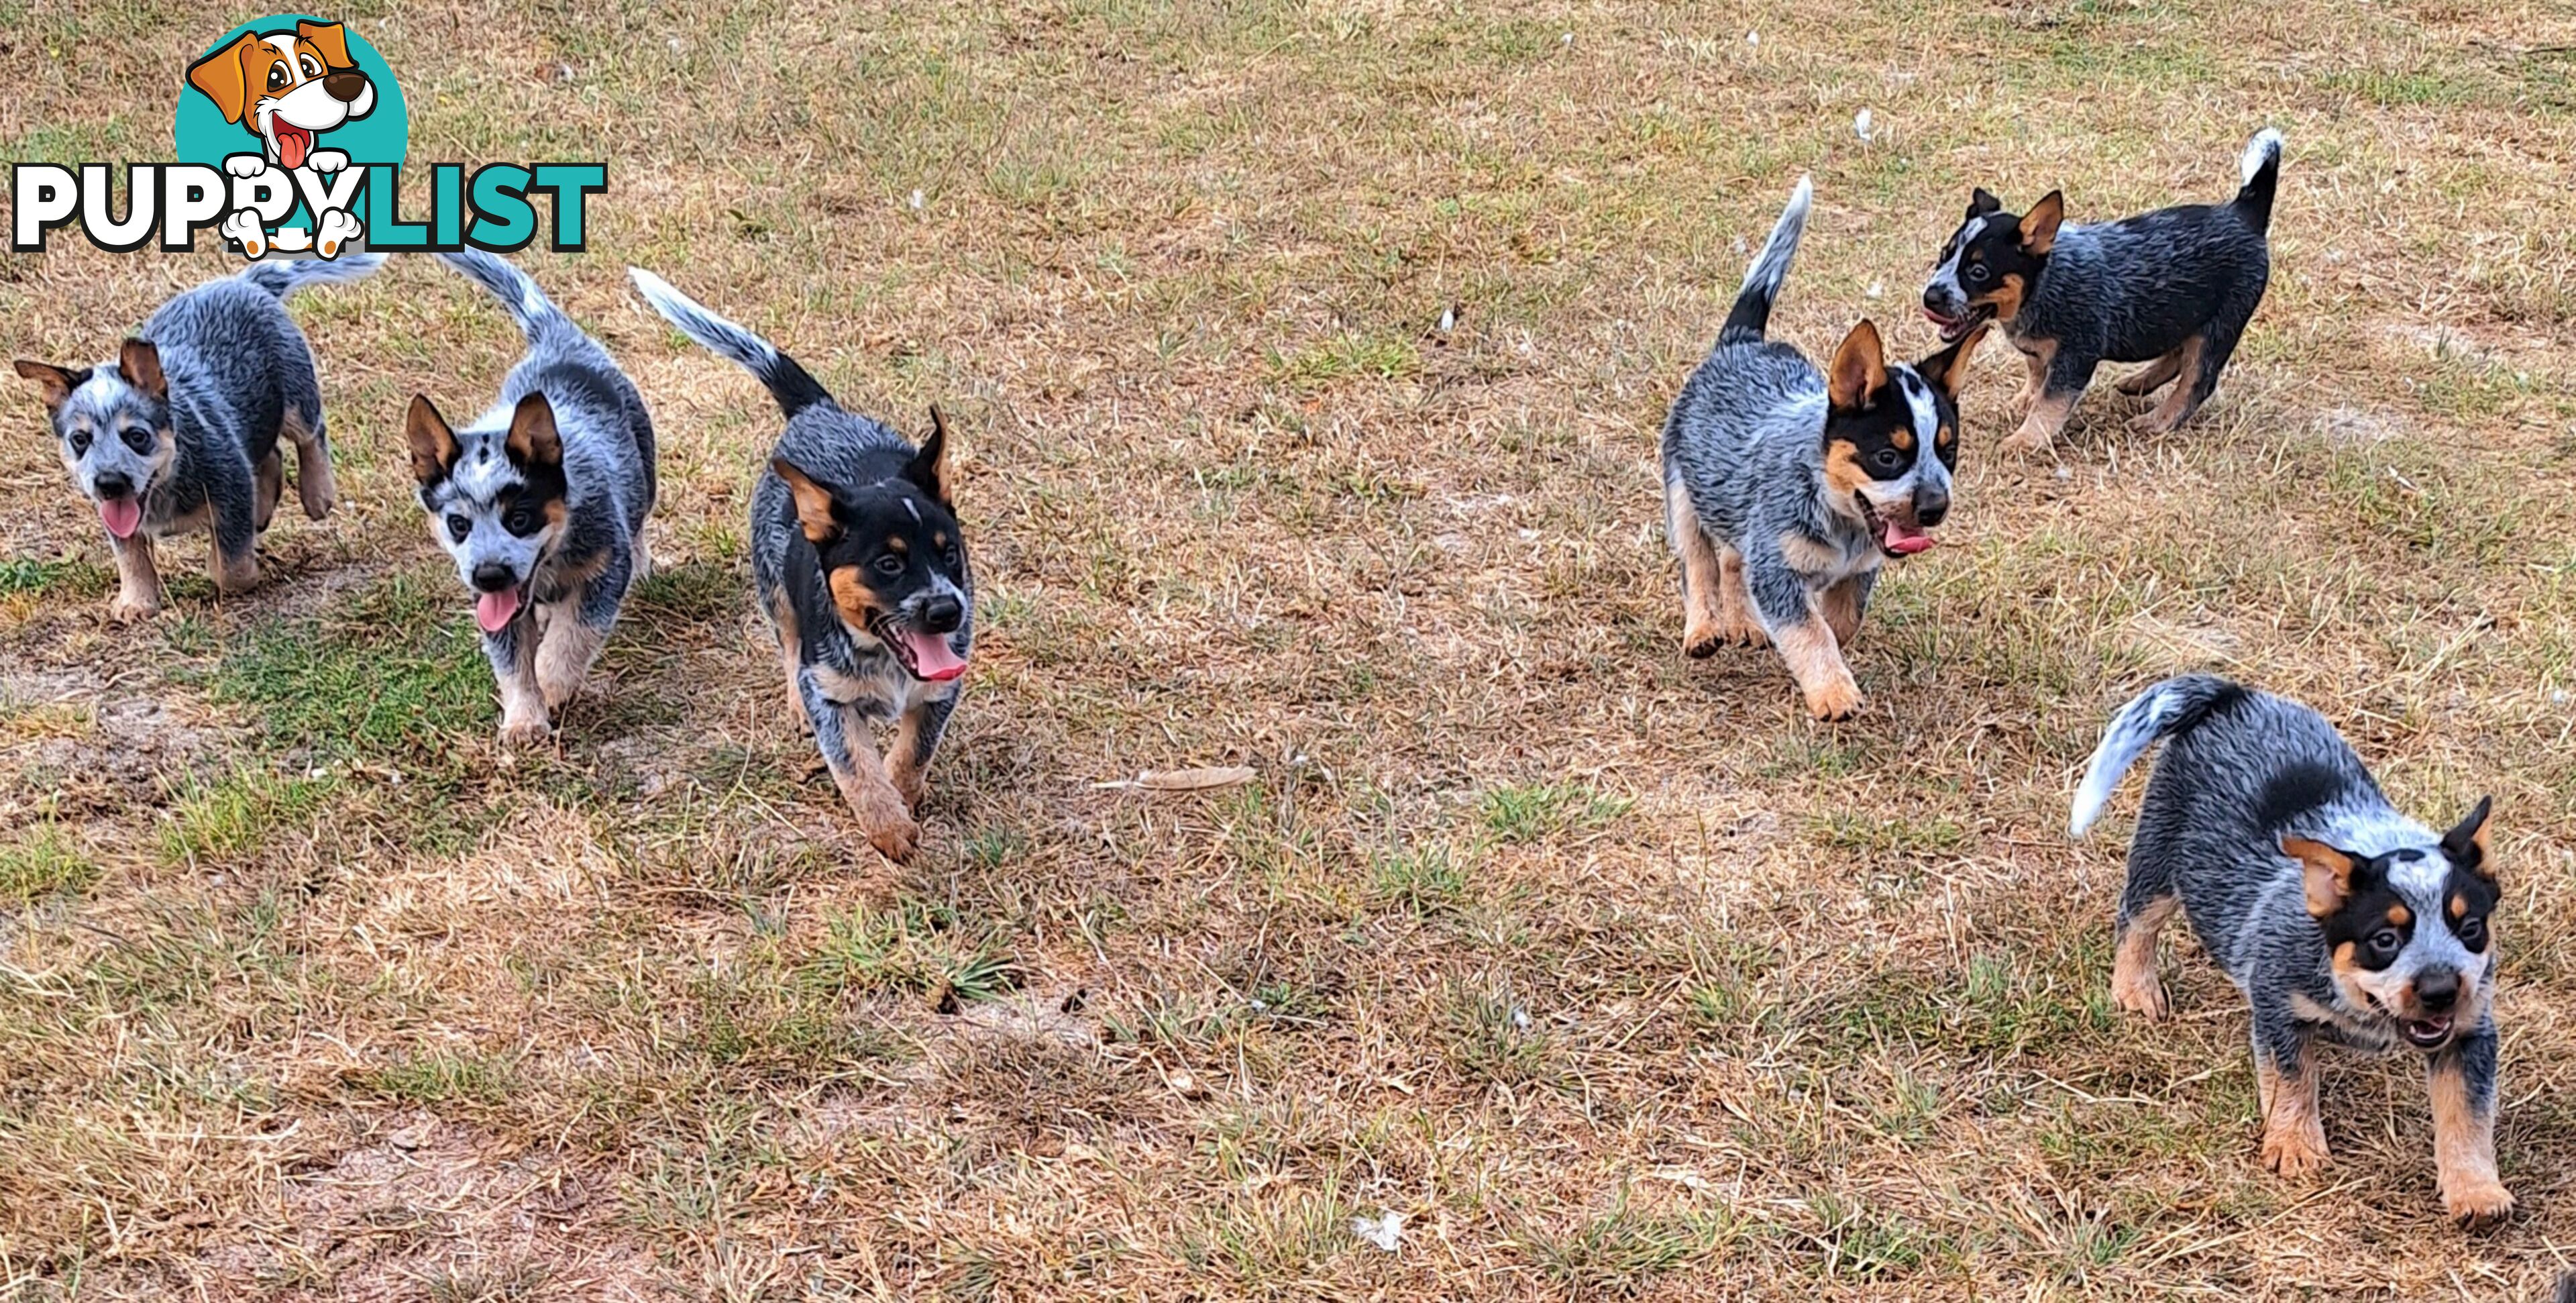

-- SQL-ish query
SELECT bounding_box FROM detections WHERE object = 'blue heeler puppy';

[1922,129,2280,454]
[2072,676,2510,1224]
[1662,177,1988,720]
[15,255,382,620]
[629,270,969,862]
[406,252,657,746]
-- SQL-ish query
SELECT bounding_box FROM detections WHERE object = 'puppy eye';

[2458,917,2486,948]
[503,503,541,537]
[1870,448,1905,472]
[2369,928,2403,955]
[945,548,962,569]
[1966,264,1990,284]
[266,64,290,91]
[446,513,472,543]
[67,427,92,455]
[874,555,906,577]
[119,425,154,454]
[300,54,323,79]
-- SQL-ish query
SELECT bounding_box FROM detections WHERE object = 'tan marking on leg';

[210,540,258,595]
[2430,1057,2512,1226]
[1770,609,1861,721]
[282,409,336,520]
[2010,335,2057,413]
[1819,572,1870,646]
[107,532,163,623]
[2257,1053,2330,1178]
[1715,548,1767,648]
[2131,335,2208,433]
[496,625,549,746]
[2002,390,2076,456]
[833,711,919,861]
[772,592,811,733]
[535,604,610,711]
[254,448,282,532]
[887,705,943,809]
[2116,345,2187,397]
[2111,894,2180,1019]
[1668,478,1727,658]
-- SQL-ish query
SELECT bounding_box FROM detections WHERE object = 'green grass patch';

[1478,782,1631,843]
[349,1049,516,1107]
[0,824,99,901]
[205,570,492,764]
[159,768,339,865]
[0,558,111,600]
[1268,332,1421,391]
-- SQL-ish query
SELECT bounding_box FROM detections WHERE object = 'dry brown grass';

[5,0,2576,1298]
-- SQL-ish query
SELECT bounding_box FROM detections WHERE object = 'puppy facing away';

[2072,675,2510,1225]
[15,255,382,621]
[1921,129,2280,454]
[407,252,657,746]
[629,269,969,862]
[1662,178,1988,720]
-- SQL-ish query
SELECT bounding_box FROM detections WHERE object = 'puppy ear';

[1825,319,1888,409]
[1915,323,1989,400]
[118,340,166,402]
[2019,191,2065,256]
[14,360,89,411]
[297,20,354,68]
[904,405,953,505]
[2284,837,2359,917]
[773,458,842,545]
[2441,796,2494,878]
[504,394,562,468]
[1970,187,2002,217]
[185,34,261,123]
[405,395,459,486]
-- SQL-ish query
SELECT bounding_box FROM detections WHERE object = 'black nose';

[2416,970,2461,1012]
[1922,286,1950,312]
[1915,488,1949,529]
[470,563,517,594]
[920,594,963,633]
[323,71,367,102]
[93,471,133,500]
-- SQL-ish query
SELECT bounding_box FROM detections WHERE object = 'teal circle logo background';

[172,14,409,168]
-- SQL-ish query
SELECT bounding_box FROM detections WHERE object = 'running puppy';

[15,255,381,621]
[630,270,969,862]
[2071,676,2510,1225]
[1921,129,2281,454]
[407,252,657,746]
[1662,178,1987,720]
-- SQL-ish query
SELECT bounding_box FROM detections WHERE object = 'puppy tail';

[626,268,832,419]
[435,250,579,348]
[1718,174,1812,346]
[233,252,386,299]
[2233,127,2284,232]
[2070,674,2246,837]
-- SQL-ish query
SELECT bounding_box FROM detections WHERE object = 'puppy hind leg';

[2115,345,2187,397]
[2111,884,2180,1019]
[1717,548,1766,647]
[537,554,631,711]
[1668,478,1729,658]
[2131,334,2211,434]
[254,448,283,531]
[284,407,337,520]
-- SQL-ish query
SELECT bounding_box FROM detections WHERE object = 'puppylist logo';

[11,15,604,258]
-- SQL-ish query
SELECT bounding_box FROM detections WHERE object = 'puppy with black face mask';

[15,256,379,621]
[1662,178,1986,720]
[2073,676,2511,1226]
[407,252,657,746]
[630,270,970,862]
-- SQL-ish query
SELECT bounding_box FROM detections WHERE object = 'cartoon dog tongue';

[1882,517,1934,556]
[903,629,969,682]
[98,497,142,539]
[276,123,313,170]
[475,587,522,633]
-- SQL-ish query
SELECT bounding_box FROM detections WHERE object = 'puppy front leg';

[1751,567,1857,719]
[2003,344,2090,456]
[486,619,549,746]
[2255,1019,2330,1177]
[888,692,959,811]
[1819,568,1876,646]
[803,676,918,861]
[537,552,629,710]
[107,531,163,622]
[209,475,261,596]
[2430,1026,2512,1226]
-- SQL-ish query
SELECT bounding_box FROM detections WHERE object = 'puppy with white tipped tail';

[2072,675,2510,1224]
[630,268,970,863]
[407,252,657,746]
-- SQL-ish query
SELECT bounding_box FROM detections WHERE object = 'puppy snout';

[1914,487,1950,528]
[2415,970,2461,1013]
[920,594,964,633]
[323,72,368,103]
[470,563,517,594]
[93,471,134,500]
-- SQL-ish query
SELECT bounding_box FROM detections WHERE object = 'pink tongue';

[98,497,142,539]
[475,588,522,633]
[278,125,311,170]
[1883,519,1934,556]
[904,629,968,682]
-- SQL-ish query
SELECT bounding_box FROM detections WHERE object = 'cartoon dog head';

[1819,319,1987,558]
[1921,189,2063,344]
[186,21,376,170]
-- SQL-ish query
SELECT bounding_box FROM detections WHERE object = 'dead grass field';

[5,0,2576,1298]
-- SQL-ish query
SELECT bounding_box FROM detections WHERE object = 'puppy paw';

[213,555,260,595]
[315,209,364,260]
[2126,409,2181,435]
[2259,1125,2331,1179]
[498,716,553,748]
[1998,427,2053,457]
[1680,617,1723,659]
[299,476,337,521]
[861,809,921,862]
[223,153,271,179]
[107,592,162,623]
[219,209,269,259]
[1803,678,1864,722]
[307,149,349,174]
[539,673,585,713]
[2440,1177,2514,1229]
[1719,616,1770,649]
[2110,968,2169,1020]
